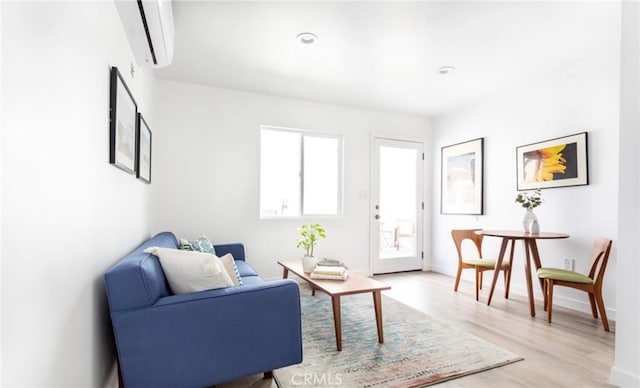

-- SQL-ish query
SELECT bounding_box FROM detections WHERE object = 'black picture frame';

[136,113,152,184]
[441,138,484,215]
[516,132,588,191]
[109,66,137,174]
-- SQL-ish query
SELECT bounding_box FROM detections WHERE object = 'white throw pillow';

[144,247,234,294]
[218,253,243,286]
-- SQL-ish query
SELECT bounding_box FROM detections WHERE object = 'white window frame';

[260,125,344,219]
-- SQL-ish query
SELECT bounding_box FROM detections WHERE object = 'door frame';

[369,135,426,275]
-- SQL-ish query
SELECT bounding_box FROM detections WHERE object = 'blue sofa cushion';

[240,275,264,286]
[235,260,258,277]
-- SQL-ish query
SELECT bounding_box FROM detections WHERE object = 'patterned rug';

[274,286,523,387]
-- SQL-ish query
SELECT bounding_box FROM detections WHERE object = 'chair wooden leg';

[475,268,480,301]
[542,280,547,311]
[503,269,509,299]
[454,266,463,292]
[588,293,598,318]
[479,271,483,290]
[547,280,554,324]
[506,268,514,300]
[594,290,610,332]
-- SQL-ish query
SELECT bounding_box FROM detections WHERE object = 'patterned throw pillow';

[179,236,217,256]
[218,253,243,286]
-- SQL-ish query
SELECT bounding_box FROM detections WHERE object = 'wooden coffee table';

[278,260,391,351]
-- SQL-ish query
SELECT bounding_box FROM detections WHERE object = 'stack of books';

[310,260,348,280]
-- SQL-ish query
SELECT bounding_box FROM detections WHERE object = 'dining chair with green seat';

[451,229,513,301]
[537,237,613,331]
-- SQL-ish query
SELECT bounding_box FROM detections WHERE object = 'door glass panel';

[379,146,417,259]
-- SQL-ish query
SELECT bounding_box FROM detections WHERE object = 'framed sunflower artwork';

[516,132,588,191]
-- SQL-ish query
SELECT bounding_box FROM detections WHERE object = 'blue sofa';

[104,232,302,388]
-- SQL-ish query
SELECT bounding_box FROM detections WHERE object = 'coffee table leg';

[282,267,289,279]
[331,295,342,351]
[373,291,384,344]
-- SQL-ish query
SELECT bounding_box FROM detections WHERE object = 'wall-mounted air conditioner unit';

[115,0,175,68]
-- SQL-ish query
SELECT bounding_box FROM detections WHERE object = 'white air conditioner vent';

[115,0,174,68]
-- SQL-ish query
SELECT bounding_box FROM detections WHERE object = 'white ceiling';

[156,1,620,117]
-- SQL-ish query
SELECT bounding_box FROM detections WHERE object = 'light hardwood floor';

[220,271,615,387]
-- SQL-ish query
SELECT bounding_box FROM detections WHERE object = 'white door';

[371,138,424,274]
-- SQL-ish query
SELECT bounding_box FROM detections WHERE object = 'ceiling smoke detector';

[296,32,318,45]
[438,65,456,75]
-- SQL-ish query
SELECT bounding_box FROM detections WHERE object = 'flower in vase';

[515,189,543,210]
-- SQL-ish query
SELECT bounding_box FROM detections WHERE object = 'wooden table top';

[477,230,570,240]
[278,260,390,297]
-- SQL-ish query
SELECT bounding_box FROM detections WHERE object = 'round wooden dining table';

[476,230,569,317]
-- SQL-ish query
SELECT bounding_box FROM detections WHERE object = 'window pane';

[260,129,301,217]
[303,135,339,215]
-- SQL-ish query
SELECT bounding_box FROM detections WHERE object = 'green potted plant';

[296,224,326,272]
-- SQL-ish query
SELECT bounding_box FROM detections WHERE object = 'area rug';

[274,287,523,387]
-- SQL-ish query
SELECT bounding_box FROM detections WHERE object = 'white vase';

[522,209,538,233]
[301,255,319,273]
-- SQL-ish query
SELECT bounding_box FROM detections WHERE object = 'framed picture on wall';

[109,66,137,174]
[516,132,588,191]
[441,138,484,215]
[136,113,152,184]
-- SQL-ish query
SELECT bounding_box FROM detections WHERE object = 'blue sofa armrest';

[112,279,302,388]
[214,243,245,261]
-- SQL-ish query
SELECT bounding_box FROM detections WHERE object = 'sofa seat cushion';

[239,275,264,286]
[235,260,258,277]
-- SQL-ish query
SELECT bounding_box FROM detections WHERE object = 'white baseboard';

[610,366,640,387]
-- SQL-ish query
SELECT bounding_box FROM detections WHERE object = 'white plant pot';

[301,255,319,273]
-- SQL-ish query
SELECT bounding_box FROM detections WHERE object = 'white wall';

[151,81,431,279]
[431,49,620,318]
[0,0,4,383]
[611,2,640,386]
[2,2,156,386]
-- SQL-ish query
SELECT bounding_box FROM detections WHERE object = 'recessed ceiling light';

[438,65,456,75]
[296,32,318,45]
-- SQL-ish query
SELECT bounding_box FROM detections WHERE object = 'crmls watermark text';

[291,372,343,386]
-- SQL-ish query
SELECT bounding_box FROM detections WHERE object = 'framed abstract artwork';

[441,138,484,215]
[516,132,588,191]
[109,66,137,174]
[136,113,152,184]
